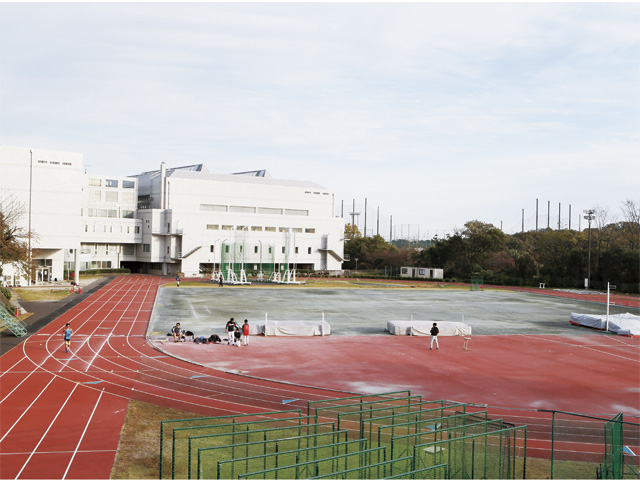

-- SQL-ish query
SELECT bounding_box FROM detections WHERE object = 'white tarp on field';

[259,320,330,336]
[570,312,640,336]
[386,320,472,336]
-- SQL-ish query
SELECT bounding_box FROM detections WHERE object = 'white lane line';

[0,376,56,444]
[0,353,29,376]
[521,335,640,363]
[0,369,37,405]
[15,383,80,479]
[0,448,116,456]
[62,389,105,480]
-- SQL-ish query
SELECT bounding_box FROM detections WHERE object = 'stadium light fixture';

[583,209,595,289]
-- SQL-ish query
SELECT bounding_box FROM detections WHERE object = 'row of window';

[206,225,315,233]
[85,224,141,234]
[200,204,309,216]
[89,190,136,204]
[74,242,315,258]
[210,245,314,255]
[73,244,136,256]
[86,208,135,219]
[88,178,135,189]
[89,260,113,269]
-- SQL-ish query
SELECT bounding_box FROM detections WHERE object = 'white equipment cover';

[386,320,471,336]
[570,312,640,336]
[260,320,330,336]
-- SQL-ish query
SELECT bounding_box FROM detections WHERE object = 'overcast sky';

[1,2,638,237]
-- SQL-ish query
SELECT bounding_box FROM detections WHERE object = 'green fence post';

[550,411,555,479]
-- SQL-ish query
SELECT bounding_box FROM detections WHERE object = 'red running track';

[1,276,639,478]
[0,276,352,479]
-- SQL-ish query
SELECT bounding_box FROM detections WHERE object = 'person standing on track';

[176,275,180,287]
[234,324,242,347]
[218,274,223,287]
[226,318,236,345]
[242,319,250,346]
[430,322,439,350]
[62,323,73,353]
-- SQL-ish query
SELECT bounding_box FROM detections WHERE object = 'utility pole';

[521,209,524,233]
[558,203,561,230]
[28,149,33,285]
[547,200,550,229]
[569,205,572,230]
[536,199,539,231]
[364,198,367,238]
[376,206,380,237]
[583,209,596,289]
[350,199,360,234]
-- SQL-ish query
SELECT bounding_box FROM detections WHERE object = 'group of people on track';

[225,318,250,346]
[62,319,438,352]
[168,318,250,346]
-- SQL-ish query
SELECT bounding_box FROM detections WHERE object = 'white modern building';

[0,146,344,286]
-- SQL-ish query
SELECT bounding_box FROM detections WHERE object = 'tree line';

[344,200,639,294]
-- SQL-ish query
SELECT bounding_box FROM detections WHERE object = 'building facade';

[399,266,444,280]
[0,146,344,285]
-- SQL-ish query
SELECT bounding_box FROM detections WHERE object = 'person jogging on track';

[62,323,73,353]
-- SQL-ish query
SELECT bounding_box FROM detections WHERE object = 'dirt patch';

[111,400,201,479]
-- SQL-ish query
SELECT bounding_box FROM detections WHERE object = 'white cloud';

[1,2,638,233]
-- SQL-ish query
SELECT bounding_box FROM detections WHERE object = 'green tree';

[344,234,399,270]
[344,223,361,241]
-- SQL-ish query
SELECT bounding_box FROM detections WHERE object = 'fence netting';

[159,392,527,479]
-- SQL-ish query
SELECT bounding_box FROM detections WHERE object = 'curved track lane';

[0,276,347,479]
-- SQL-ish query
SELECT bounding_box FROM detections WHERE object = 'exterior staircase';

[0,307,27,337]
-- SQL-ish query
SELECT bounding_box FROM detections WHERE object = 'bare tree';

[620,199,640,252]
[0,195,32,279]
[592,205,618,255]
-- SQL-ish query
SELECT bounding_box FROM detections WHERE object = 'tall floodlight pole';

[350,199,360,234]
[569,205,572,230]
[583,209,596,289]
[364,198,367,238]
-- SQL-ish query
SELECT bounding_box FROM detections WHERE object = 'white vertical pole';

[606,283,610,332]
[322,312,325,336]
[265,312,268,336]
[410,315,413,336]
